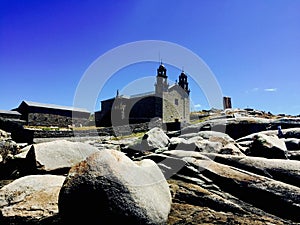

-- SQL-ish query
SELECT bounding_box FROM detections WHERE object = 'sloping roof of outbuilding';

[0,110,22,115]
[21,101,90,113]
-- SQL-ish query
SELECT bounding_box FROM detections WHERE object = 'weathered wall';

[163,88,190,124]
[96,95,163,127]
[28,113,89,127]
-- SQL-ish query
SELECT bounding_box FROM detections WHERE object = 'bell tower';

[155,62,168,95]
[178,70,190,95]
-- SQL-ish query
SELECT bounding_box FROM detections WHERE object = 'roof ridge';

[22,101,90,113]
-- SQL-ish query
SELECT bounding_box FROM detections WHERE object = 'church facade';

[95,63,190,127]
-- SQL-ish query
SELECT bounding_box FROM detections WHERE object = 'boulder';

[125,127,170,155]
[246,134,288,159]
[15,140,99,174]
[190,138,223,153]
[180,130,234,145]
[284,138,300,150]
[281,128,300,139]
[219,143,246,156]
[168,137,188,150]
[142,127,170,150]
[0,175,65,222]
[58,149,172,225]
[168,135,224,154]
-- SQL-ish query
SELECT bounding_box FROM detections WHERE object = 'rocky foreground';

[0,112,300,224]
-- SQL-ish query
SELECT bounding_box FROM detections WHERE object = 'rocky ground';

[0,108,300,224]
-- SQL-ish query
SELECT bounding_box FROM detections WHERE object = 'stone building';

[95,63,190,127]
[13,101,91,127]
[0,110,22,120]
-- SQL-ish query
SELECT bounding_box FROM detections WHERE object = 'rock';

[203,153,300,187]
[167,179,290,225]
[191,138,223,153]
[185,157,300,222]
[0,129,11,141]
[163,150,212,160]
[181,116,273,139]
[58,149,172,225]
[281,128,300,139]
[0,140,19,159]
[288,151,300,161]
[142,127,170,150]
[13,144,32,159]
[15,139,99,174]
[219,143,246,156]
[284,138,300,150]
[0,175,65,222]
[135,153,188,179]
[180,130,235,145]
[124,127,170,156]
[168,131,234,153]
[168,179,245,215]
[246,133,288,159]
[168,137,198,151]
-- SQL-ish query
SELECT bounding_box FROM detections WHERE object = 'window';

[175,99,179,105]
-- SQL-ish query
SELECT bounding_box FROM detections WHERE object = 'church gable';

[168,84,189,98]
[163,85,190,124]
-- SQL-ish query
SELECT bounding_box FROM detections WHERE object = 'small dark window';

[175,99,179,105]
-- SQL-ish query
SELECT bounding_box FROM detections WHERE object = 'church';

[95,63,190,127]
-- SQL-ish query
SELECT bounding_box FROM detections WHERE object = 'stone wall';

[96,96,162,127]
[28,113,89,127]
[163,88,190,124]
[32,122,153,139]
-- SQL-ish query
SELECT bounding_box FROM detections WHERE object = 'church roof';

[129,91,155,98]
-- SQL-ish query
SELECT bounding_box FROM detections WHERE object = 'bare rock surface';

[0,175,65,222]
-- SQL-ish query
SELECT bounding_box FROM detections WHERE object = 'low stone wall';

[28,113,89,127]
[31,122,153,139]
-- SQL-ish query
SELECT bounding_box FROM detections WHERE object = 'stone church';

[95,63,190,127]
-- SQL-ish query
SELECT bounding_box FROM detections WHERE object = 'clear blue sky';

[1,0,300,115]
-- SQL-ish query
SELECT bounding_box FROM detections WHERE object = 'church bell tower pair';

[155,62,190,95]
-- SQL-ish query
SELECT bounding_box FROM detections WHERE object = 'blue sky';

[1,0,300,115]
